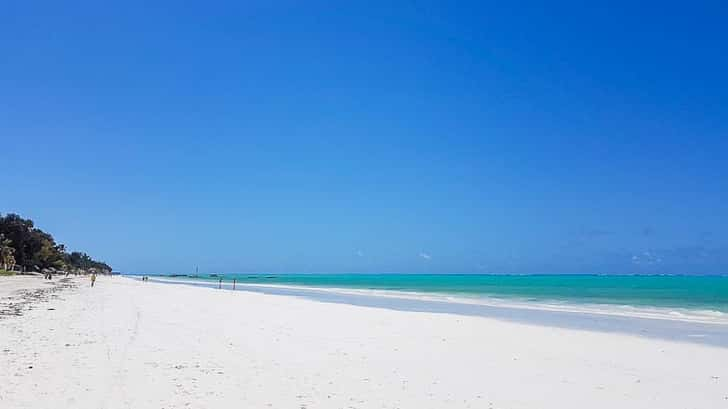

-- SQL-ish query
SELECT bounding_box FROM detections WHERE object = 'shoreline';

[133,273,728,314]
[2,275,728,408]
[144,276,728,348]
[146,276,728,322]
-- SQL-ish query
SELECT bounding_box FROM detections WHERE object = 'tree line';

[0,213,111,273]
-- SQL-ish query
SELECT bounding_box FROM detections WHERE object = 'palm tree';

[0,234,16,271]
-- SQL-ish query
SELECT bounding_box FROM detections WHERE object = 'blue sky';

[2,1,727,274]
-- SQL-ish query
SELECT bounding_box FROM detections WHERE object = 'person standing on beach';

[90,273,96,287]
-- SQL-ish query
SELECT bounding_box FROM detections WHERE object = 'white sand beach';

[1,275,727,409]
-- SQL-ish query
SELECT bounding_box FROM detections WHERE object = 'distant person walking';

[90,273,96,287]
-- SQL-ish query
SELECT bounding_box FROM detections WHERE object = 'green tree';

[0,213,112,272]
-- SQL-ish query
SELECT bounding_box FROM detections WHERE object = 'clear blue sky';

[2,1,727,274]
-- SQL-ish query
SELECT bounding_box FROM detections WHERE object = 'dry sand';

[1,275,727,408]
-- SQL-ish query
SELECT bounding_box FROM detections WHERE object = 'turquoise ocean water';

[160,273,728,313]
